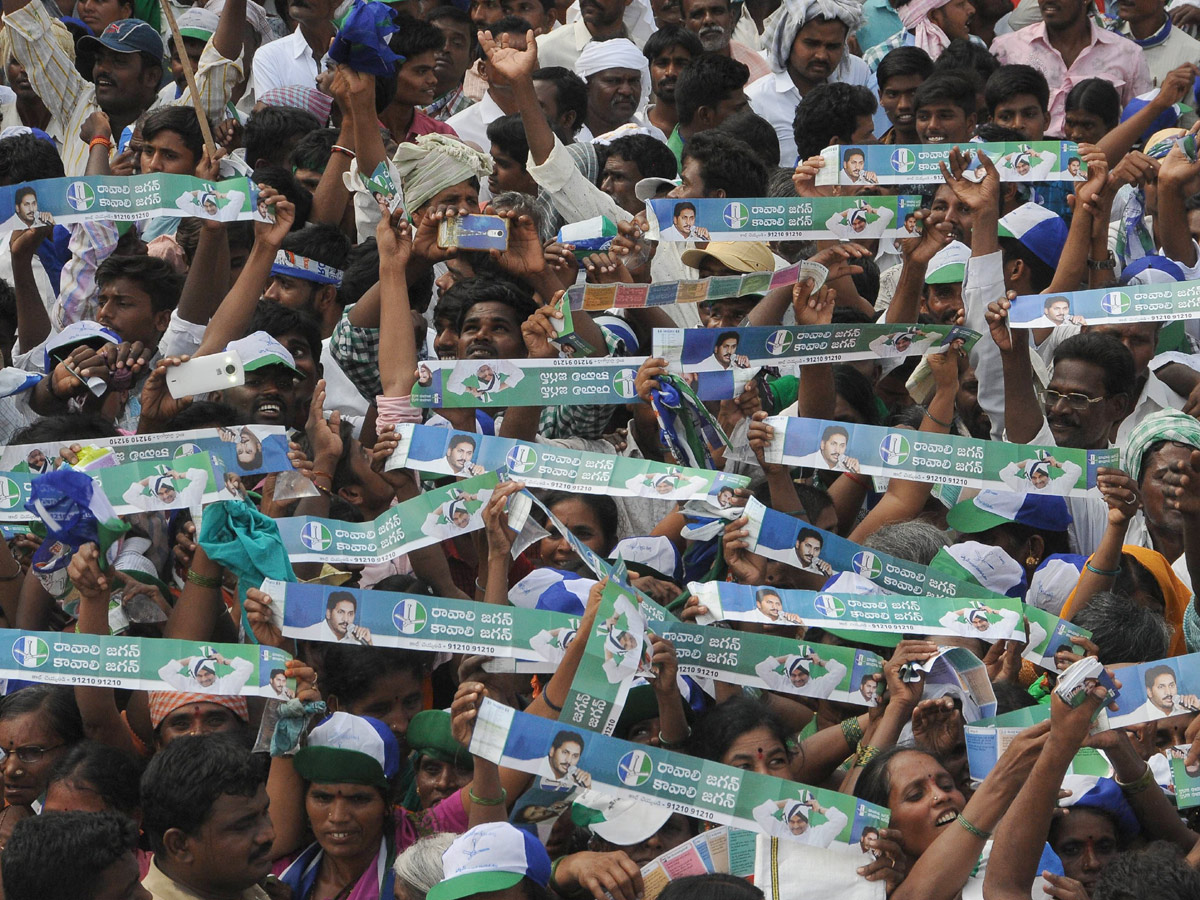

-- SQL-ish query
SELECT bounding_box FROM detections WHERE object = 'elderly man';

[680,0,771,81]
[746,0,876,163]
[572,38,661,140]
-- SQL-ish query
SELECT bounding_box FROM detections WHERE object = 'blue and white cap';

[508,567,596,614]
[226,331,302,375]
[1119,254,1186,286]
[271,249,344,286]
[998,203,1069,269]
[610,535,681,582]
[947,489,1073,534]
[428,822,552,900]
[925,240,969,285]
[571,788,672,845]
[294,711,400,790]
[1120,87,1196,144]
[593,314,640,355]
[44,321,120,372]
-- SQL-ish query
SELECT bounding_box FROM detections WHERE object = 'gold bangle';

[186,569,222,588]
[1116,762,1155,795]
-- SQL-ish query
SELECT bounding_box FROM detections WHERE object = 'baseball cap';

[406,709,470,768]
[946,489,1072,534]
[998,203,1068,270]
[571,789,672,845]
[176,6,219,41]
[634,176,679,202]
[680,241,774,274]
[44,321,121,372]
[76,19,165,79]
[294,712,400,790]
[226,332,302,375]
[925,240,969,285]
[427,822,552,900]
[1119,254,1185,286]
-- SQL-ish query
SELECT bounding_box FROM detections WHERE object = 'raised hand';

[939,146,1000,214]
[478,27,538,83]
[253,185,295,247]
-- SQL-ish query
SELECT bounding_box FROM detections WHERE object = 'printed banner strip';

[645,196,923,242]
[1009,282,1200,328]
[412,357,646,409]
[816,142,1085,186]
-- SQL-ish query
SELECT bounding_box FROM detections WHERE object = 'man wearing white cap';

[572,38,658,141]
[999,455,1083,495]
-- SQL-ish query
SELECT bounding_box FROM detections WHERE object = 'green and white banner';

[469,697,890,844]
[0,173,270,231]
[1009,282,1200,328]
[386,423,749,505]
[268,579,577,658]
[412,357,645,409]
[690,581,1027,641]
[965,706,1111,783]
[564,260,828,312]
[1169,745,1200,809]
[561,579,651,735]
[277,471,503,563]
[0,629,293,695]
[645,196,922,242]
[815,142,1085,187]
[761,415,1117,497]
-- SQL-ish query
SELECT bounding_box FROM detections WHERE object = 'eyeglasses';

[0,743,64,765]
[1037,389,1108,411]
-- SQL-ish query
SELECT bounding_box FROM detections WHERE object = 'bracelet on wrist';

[468,787,507,806]
[843,472,870,488]
[88,136,112,151]
[658,726,692,749]
[955,813,992,840]
[839,717,864,749]
[186,569,222,589]
[1116,762,1155,795]
[331,144,356,159]
[1085,561,1122,577]
[542,691,563,713]
[856,743,881,766]
[923,408,954,428]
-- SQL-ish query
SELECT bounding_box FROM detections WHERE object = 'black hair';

[657,875,764,900]
[279,223,353,285]
[389,13,445,61]
[250,299,324,365]
[876,45,933,91]
[449,434,478,449]
[975,519,1071,562]
[487,114,531,168]
[321,645,431,706]
[855,745,946,808]
[449,277,540,335]
[1065,78,1121,131]
[605,133,679,181]
[794,483,834,525]
[714,330,739,346]
[1092,842,1200,900]
[141,105,206,164]
[984,64,1049,118]
[427,4,472,25]
[1072,591,1171,665]
[489,13,534,36]
[141,734,268,856]
[0,685,83,746]
[160,401,242,431]
[973,122,1027,142]
[793,82,878,162]
[13,186,34,204]
[931,37,998,84]
[252,164,313,228]
[998,235,1055,293]
[833,364,882,426]
[715,109,779,168]
[244,106,323,168]
[643,23,704,61]
[2,810,139,900]
[47,741,144,818]
[288,127,339,174]
[687,695,790,763]
[821,424,849,441]
[538,489,619,554]
[551,730,585,751]
[795,527,822,545]
[12,413,119,444]
[95,255,183,315]
[532,66,589,137]
[992,680,1040,714]
[0,133,66,184]
[340,237,382,307]
[914,72,978,119]
[1052,332,1135,400]
[681,131,767,197]
[1115,551,1168,613]
[674,52,749,127]
[326,590,357,612]
[674,201,696,216]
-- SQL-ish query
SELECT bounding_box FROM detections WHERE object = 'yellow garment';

[1063,544,1191,657]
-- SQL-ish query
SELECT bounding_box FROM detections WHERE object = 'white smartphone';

[166,351,245,398]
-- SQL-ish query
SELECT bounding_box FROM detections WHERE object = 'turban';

[258,86,334,124]
[192,658,217,677]
[574,38,651,109]
[897,0,955,61]
[1123,409,1200,483]
[393,133,493,213]
[765,0,864,72]
[148,692,250,729]
[784,801,810,822]
[1028,460,1051,480]
[785,656,810,676]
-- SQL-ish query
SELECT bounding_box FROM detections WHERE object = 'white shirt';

[251,28,326,98]
[1114,19,1200,88]
[751,801,848,847]
[536,19,647,70]
[746,57,877,165]
[998,459,1083,495]
[754,656,846,698]
[292,618,359,644]
[446,92,506,153]
[157,655,254,694]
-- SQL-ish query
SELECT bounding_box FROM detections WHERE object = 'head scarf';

[897,0,955,60]
[393,133,493,213]
[764,0,864,73]
[783,801,809,822]
[1063,545,1191,657]
[1123,409,1200,484]
[258,86,335,124]
[574,38,651,109]
[148,691,250,729]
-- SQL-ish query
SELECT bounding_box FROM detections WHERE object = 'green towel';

[198,500,296,643]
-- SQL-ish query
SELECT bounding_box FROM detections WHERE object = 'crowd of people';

[1,0,1200,895]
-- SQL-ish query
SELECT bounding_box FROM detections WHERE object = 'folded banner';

[761,415,1117,497]
[267,579,578,658]
[277,471,502,563]
[561,579,651,735]
[386,423,749,504]
[411,357,645,409]
[645,196,922,242]
[639,827,757,900]
[565,261,828,312]
[1169,745,1200,809]
[690,581,1028,641]
[0,174,269,231]
[0,629,293,695]
[469,697,890,844]
[1101,650,1200,730]
[815,141,1085,187]
[654,324,980,375]
[1009,282,1200,328]
[965,706,1111,783]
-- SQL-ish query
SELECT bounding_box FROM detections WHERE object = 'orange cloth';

[1062,544,1191,657]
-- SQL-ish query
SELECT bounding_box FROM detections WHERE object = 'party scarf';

[649,374,730,470]
[280,836,394,900]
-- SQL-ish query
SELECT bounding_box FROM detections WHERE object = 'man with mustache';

[680,0,770,81]
[642,24,701,136]
[535,0,656,69]
[572,38,656,141]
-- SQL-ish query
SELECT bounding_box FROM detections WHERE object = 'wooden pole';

[158,0,218,158]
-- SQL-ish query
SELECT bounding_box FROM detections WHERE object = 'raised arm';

[376,205,418,398]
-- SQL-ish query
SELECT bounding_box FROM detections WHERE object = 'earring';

[1026,556,1039,567]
